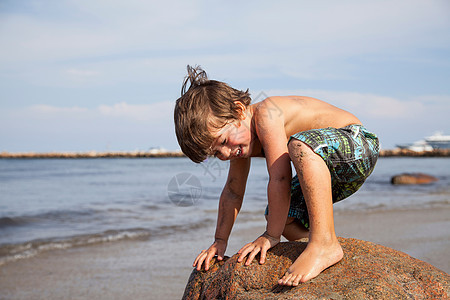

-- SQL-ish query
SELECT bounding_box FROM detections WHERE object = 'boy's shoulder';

[252,97,290,139]
[253,96,285,118]
[253,95,302,124]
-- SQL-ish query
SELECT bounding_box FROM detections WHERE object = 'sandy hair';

[174,65,251,163]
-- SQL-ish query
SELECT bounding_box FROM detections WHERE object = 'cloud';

[0,0,448,104]
[98,101,173,123]
[23,101,174,124]
[30,104,88,114]
[66,69,100,77]
[262,89,428,119]
[0,101,177,151]
[0,1,198,65]
[1,1,448,71]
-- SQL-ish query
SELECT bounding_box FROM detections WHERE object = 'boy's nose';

[219,147,231,160]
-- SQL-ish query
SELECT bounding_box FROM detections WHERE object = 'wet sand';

[0,206,449,300]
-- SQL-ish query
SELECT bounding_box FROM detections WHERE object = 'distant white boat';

[396,132,450,151]
[396,140,433,152]
[424,132,450,149]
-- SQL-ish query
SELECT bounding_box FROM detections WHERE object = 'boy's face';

[210,120,252,161]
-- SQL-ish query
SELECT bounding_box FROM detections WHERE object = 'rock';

[182,238,449,299]
[391,173,439,185]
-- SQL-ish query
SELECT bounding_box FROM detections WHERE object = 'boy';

[174,66,379,286]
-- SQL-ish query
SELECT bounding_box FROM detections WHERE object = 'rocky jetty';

[391,173,439,185]
[0,151,185,159]
[183,238,449,299]
[380,148,450,157]
[2,149,449,159]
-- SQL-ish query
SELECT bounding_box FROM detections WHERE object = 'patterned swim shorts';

[266,124,379,229]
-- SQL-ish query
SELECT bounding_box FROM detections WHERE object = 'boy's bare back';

[251,96,362,143]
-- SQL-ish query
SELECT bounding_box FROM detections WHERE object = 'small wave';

[0,228,151,266]
[140,204,161,210]
[0,208,100,229]
[0,218,215,266]
[0,216,35,228]
[157,218,215,235]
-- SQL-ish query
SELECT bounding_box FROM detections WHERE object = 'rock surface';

[391,173,439,185]
[182,238,449,299]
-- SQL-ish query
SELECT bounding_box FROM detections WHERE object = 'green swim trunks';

[266,124,379,229]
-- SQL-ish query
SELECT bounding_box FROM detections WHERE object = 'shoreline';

[0,206,448,300]
[1,149,450,158]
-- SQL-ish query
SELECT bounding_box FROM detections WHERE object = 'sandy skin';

[276,138,345,286]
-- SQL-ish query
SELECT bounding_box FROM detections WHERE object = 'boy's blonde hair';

[174,65,251,163]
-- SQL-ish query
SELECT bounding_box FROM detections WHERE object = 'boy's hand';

[193,239,227,271]
[237,231,280,265]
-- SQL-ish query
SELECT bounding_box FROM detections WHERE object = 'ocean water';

[0,157,449,265]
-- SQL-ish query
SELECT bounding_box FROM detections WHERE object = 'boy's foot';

[278,239,343,286]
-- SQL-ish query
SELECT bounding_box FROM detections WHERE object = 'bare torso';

[249,96,361,157]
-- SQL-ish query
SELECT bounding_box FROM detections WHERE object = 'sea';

[0,157,449,266]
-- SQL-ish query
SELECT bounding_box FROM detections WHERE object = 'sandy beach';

[0,206,448,300]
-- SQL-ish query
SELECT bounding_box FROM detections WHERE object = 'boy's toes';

[286,274,297,286]
[291,275,302,286]
[278,273,292,286]
[279,273,304,286]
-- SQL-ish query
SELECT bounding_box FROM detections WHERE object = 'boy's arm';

[193,157,251,271]
[238,100,292,265]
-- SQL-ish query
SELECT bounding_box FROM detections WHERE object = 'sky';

[1,0,449,152]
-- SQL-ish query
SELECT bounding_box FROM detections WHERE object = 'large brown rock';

[391,173,438,185]
[182,238,449,299]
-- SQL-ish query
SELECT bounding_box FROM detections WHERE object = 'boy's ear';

[233,101,246,120]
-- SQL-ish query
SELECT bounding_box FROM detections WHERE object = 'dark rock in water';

[391,173,439,185]
[182,238,449,299]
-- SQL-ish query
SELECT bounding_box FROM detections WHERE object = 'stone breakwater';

[183,238,449,299]
[379,148,450,157]
[0,151,185,159]
[1,149,449,159]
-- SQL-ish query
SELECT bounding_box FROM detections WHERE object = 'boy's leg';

[279,139,343,286]
[264,214,309,241]
[283,217,309,241]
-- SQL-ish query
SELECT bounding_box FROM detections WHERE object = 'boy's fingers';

[193,249,207,267]
[259,249,267,264]
[193,253,202,267]
[217,249,225,260]
[237,242,251,254]
[237,246,247,261]
[238,246,251,262]
[195,255,205,271]
[204,252,214,271]
[245,248,260,265]
[198,252,210,270]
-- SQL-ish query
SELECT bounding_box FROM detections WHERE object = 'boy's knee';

[285,216,296,225]
[267,215,295,226]
[288,139,313,162]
